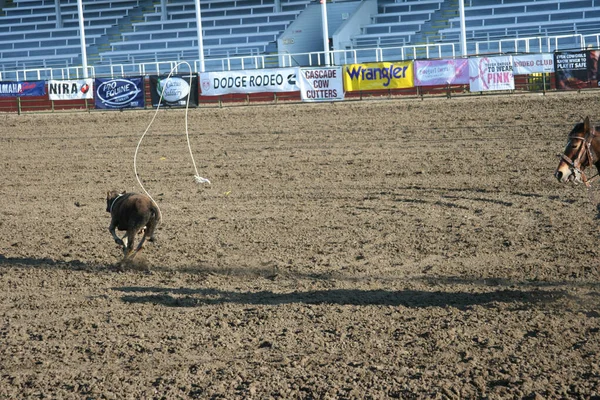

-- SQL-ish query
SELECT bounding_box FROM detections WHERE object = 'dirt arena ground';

[1,92,600,399]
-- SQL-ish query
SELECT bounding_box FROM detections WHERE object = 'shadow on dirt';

[0,254,99,271]
[415,275,600,289]
[113,285,565,309]
[0,255,121,272]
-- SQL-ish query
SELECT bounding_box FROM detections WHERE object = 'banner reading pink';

[414,59,469,86]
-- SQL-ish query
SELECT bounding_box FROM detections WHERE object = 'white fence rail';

[0,33,599,81]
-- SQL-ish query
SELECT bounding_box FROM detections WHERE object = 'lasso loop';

[133,61,211,223]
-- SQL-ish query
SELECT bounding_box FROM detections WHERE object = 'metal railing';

[0,32,599,81]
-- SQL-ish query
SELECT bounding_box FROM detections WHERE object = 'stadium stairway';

[409,0,459,58]
[90,0,154,65]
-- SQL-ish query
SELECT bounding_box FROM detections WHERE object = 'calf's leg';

[109,222,125,247]
[124,229,137,258]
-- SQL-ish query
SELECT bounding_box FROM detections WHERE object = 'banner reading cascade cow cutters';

[48,79,93,100]
[298,67,344,102]
[95,77,144,109]
[149,74,198,107]
[343,61,414,92]
[200,68,300,96]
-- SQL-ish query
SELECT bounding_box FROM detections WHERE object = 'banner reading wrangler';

[299,67,344,102]
[95,77,144,109]
[343,61,414,92]
[469,56,514,92]
[48,79,94,100]
[200,68,300,96]
[0,81,45,97]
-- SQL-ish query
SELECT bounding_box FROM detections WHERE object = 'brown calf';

[106,190,161,258]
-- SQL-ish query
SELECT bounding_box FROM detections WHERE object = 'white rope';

[133,61,211,223]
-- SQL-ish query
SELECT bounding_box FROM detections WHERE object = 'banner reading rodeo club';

[48,79,93,100]
[149,74,198,107]
[95,77,144,110]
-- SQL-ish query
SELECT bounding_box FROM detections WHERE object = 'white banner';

[469,56,514,92]
[299,67,344,102]
[200,68,300,96]
[48,79,94,100]
[512,54,555,75]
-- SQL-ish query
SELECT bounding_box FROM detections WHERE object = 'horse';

[555,116,600,187]
[106,190,161,259]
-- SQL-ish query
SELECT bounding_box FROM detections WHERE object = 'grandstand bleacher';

[0,0,598,77]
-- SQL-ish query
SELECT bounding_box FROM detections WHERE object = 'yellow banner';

[343,61,414,92]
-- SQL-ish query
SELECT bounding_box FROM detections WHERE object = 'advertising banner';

[469,56,514,92]
[199,68,299,96]
[414,59,469,86]
[343,61,414,91]
[95,77,144,109]
[48,79,93,100]
[512,54,554,75]
[149,74,198,107]
[555,50,595,90]
[0,81,46,97]
[298,67,344,102]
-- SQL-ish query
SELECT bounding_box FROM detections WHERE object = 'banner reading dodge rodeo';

[343,61,414,92]
[200,68,300,96]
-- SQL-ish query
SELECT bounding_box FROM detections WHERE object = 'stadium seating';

[0,0,143,70]
[349,0,444,48]
[98,0,311,65]
[438,0,600,44]
[0,0,598,75]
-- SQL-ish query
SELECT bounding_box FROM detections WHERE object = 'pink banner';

[414,59,469,86]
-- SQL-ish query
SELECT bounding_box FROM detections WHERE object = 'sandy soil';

[1,92,600,399]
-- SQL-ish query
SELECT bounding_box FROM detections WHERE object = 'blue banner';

[94,77,144,109]
[0,81,45,97]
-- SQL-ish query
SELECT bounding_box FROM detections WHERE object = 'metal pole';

[459,0,467,57]
[321,0,330,66]
[160,0,167,21]
[195,0,205,72]
[55,0,62,28]
[77,0,89,78]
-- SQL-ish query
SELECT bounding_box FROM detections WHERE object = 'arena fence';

[0,50,594,114]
